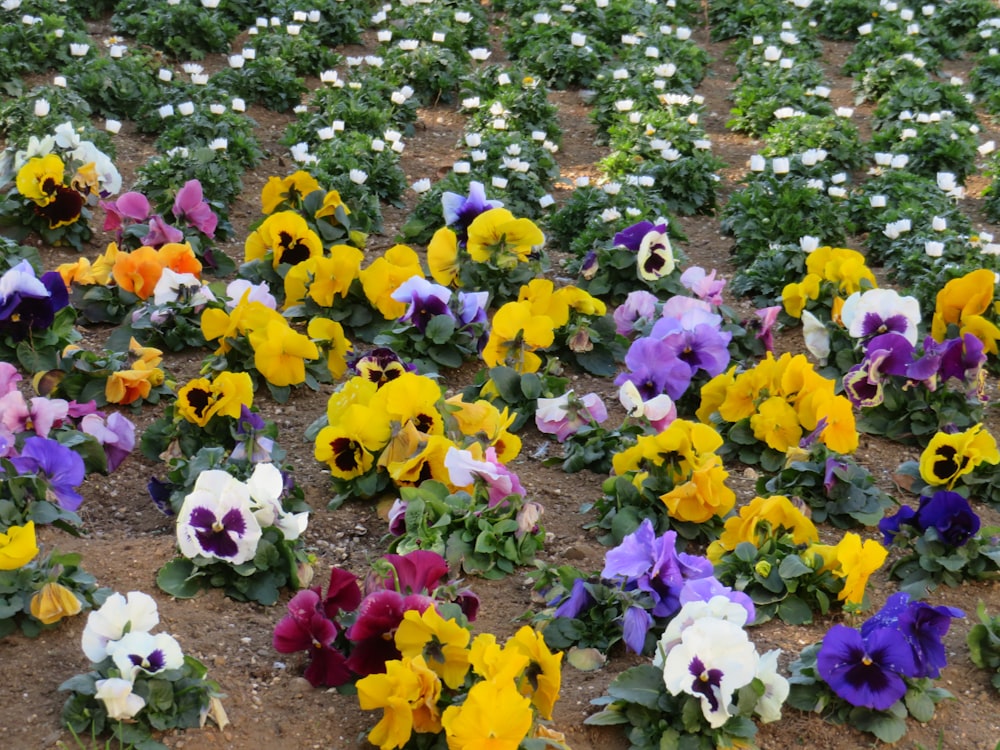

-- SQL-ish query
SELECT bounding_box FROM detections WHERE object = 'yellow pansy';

[466,208,544,267]
[359,244,424,319]
[830,533,887,606]
[314,189,351,221]
[16,153,65,206]
[260,171,320,214]
[314,404,391,479]
[919,424,1000,488]
[394,607,471,689]
[469,633,530,682]
[507,625,562,720]
[284,245,364,310]
[30,582,83,625]
[175,371,254,427]
[0,522,39,570]
[244,211,323,268]
[932,268,995,336]
[660,461,736,524]
[482,300,555,373]
[356,659,421,750]
[441,678,533,750]
[248,319,319,387]
[781,273,821,318]
[308,318,352,380]
[708,495,818,562]
[427,227,460,287]
[750,395,803,453]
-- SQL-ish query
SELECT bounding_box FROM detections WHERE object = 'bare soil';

[3,16,1000,750]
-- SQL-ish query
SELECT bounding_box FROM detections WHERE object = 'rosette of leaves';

[503,16,612,89]
[378,43,467,105]
[846,169,970,263]
[728,64,834,138]
[546,183,680,259]
[529,563,640,653]
[373,301,487,374]
[0,456,84,532]
[870,115,979,183]
[245,25,343,77]
[66,49,167,119]
[813,0,880,40]
[208,58,307,113]
[310,131,407,205]
[761,114,868,173]
[869,59,974,112]
[759,447,894,529]
[0,12,90,89]
[61,652,224,749]
[133,148,244,220]
[111,0,239,59]
[378,1,490,56]
[460,365,568,432]
[713,540,842,625]
[599,119,725,216]
[855,372,986,445]
[585,664,764,750]
[707,0,797,41]
[616,30,711,87]
[977,149,1000,223]
[0,87,112,156]
[720,174,849,265]
[729,242,807,305]
[787,639,953,744]
[387,479,545,580]
[968,602,1000,691]
[841,27,943,76]
[0,549,108,638]
[852,60,932,105]
[154,108,264,171]
[563,232,688,303]
[459,65,561,143]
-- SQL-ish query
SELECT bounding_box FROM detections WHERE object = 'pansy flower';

[261,171,321,214]
[816,624,917,710]
[176,470,263,565]
[244,211,323,268]
[110,631,185,678]
[272,588,352,687]
[176,371,253,427]
[841,288,921,345]
[248,319,320,387]
[30,581,83,624]
[0,521,39,570]
[359,244,424,319]
[441,678,533,750]
[918,424,1000,488]
[9,436,86,510]
[482,300,555,374]
[466,208,544,267]
[81,590,160,662]
[442,180,503,242]
[394,607,470,689]
[0,261,70,341]
[172,179,218,236]
[661,616,758,728]
[427,227,459,287]
[637,227,676,281]
[535,390,607,442]
[358,656,443,749]
[95,678,146,721]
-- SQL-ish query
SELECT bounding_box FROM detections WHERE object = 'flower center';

[212,520,225,532]
[862,656,873,666]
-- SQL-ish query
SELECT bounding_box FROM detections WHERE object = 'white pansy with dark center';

[661,616,758,728]
[110,631,185,678]
[177,470,262,565]
[636,228,675,281]
[81,591,160,662]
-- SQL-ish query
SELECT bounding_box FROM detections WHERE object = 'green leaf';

[156,558,202,599]
[425,315,456,345]
[776,596,813,625]
[905,688,937,723]
[605,664,665,709]
[778,554,814,579]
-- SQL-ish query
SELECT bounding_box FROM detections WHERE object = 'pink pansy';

[100,192,150,233]
[755,306,781,353]
[660,295,714,322]
[141,214,184,247]
[80,412,136,472]
[173,180,218,236]
[535,391,608,442]
[444,446,525,506]
[27,396,70,436]
[618,381,677,432]
[0,390,29,433]
[680,267,726,306]
[0,362,21,395]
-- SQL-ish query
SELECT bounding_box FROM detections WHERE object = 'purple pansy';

[272,588,352,687]
[9,435,86,510]
[141,214,184,247]
[816,624,918,710]
[0,262,69,341]
[391,276,454,332]
[614,220,666,251]
[915,490,981,547]
[441,180,502,241]
[613,290,659,337]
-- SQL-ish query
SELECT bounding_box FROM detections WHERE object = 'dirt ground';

[3,14,1000,750]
